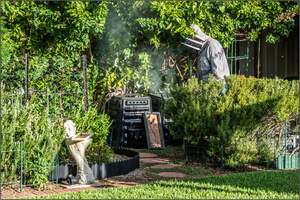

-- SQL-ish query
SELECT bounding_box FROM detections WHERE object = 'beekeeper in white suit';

[183,24,230,95]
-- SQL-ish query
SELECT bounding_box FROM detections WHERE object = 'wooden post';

[188,57,192,78]
[46,87,49,116]
[82,55,88,112]
[20,142,23,192]
[257,38,261,78]
[59,90,63,119]
[24,53,29,105]
[0,30,2,200]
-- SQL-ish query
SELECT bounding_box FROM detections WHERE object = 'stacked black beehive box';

[107,95,152,148]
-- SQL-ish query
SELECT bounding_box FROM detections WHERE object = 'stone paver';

[140,158,170,164]
[150,164,180,169]
[139,152,158,158]
[158,172,187,178]
[61,182,102,189]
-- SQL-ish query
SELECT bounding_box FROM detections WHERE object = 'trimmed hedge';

[165,75,298,166]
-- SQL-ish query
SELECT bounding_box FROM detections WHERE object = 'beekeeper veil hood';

[190,24,210,43]
[181,24,210,51]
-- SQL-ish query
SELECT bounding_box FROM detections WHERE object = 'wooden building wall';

[260,23,299,79]
[235,17,299,79]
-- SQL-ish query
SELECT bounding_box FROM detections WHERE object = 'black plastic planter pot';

[49,148,139,182]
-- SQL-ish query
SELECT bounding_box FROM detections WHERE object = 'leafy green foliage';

[1,91,64,189]
[93,4,155,100]
[1,1,115,187]
[2,0,298,107]
[132,0,298,47]
[39,170,298,199]
[165,75,298,166]
[165,77,223,143]
[2,1,108,53]
[225,130,258,166]
[74,107,113,163]
[1,0,108,93]
[103,1,299,94]
[24,108,63,190]
[1,90,113,188]
[92,50,154,110]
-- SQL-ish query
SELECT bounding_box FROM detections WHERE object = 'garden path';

[139,152,188,178]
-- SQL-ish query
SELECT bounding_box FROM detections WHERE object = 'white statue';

[64,120,95,184]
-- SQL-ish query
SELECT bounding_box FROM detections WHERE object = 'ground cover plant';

[35,170,298,199]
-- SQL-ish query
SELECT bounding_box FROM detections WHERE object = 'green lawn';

[39,170,298,199]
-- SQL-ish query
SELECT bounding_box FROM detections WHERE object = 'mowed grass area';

[36,170,298,199]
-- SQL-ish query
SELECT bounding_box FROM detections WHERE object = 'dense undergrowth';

[165,75,299,166]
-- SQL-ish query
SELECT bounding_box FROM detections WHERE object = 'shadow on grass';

[156,170,298,195]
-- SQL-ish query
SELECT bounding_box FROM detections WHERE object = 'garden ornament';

[182,24,230,83]
[64,120,95,184]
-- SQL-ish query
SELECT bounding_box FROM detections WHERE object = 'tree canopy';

[113,0,298,48]
[0,0,298,96]
[1,0,108,90]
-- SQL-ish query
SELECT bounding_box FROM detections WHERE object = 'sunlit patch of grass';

[34,170,298,199]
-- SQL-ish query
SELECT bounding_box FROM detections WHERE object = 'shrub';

[225,130,258,166]
[58,107,113,164]
[165,77,223,144]
[1,92,64,189]
[24,111,64,190]
[1,90,113,189]
[165,75,298,166]
[73,107,113,163]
